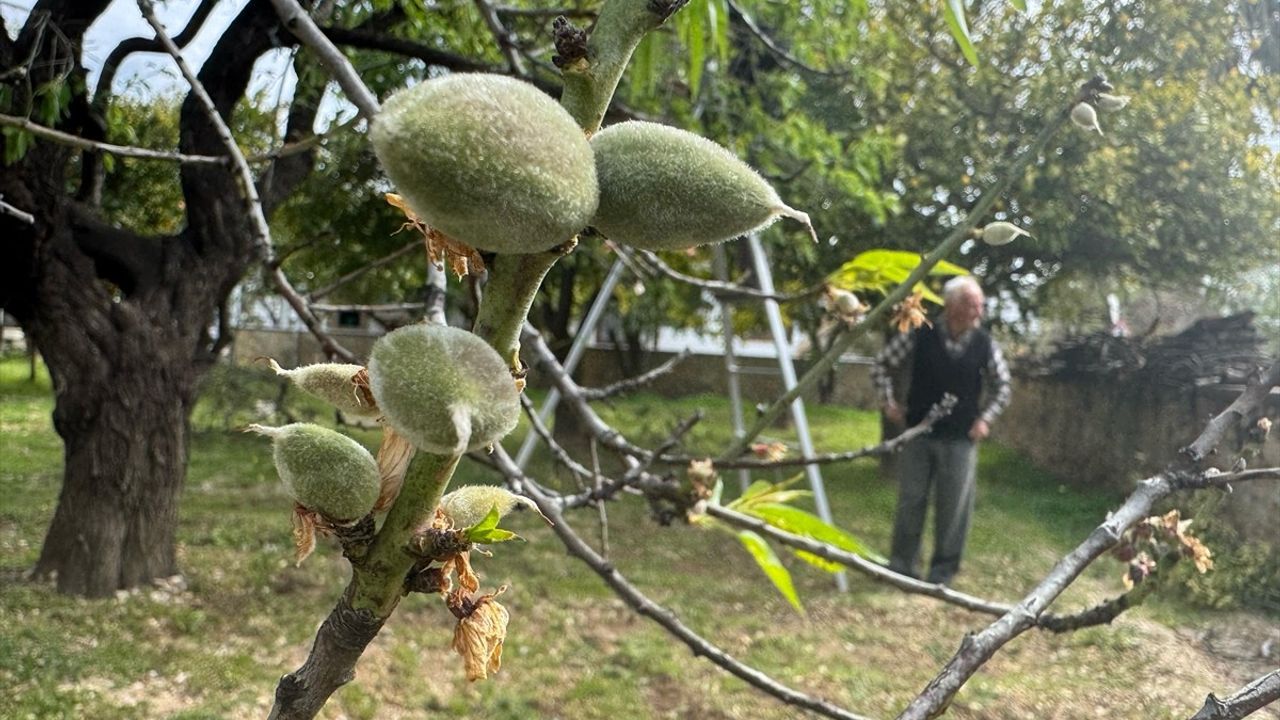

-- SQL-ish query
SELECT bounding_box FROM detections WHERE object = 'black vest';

[906,324,992,439]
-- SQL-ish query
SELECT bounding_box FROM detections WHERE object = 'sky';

[2,0,314,122]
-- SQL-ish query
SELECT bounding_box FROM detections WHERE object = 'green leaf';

[827,249,969,305]
[737,530,804,613]
[1007,0,1027,12]
[2,126,32,165]
[710,0,730,64]
[746,503,886,564]
[683,0,707,97]
[793,549,844,573]
[726,475,810,511]
[943,0,979,67]
[709,477,724,507]
[464,504,523,544]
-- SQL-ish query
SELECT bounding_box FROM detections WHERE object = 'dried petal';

[450,588,510,681]
[373,425,416,512]
[292,505,318,566]
[891,291,932,334]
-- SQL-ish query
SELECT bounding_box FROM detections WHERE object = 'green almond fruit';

[370,73,598,254]
[266,359,379,418]
[367,324,520,455]
[590,121,817,251]
[439,485,539,530]
[248,423,380,522]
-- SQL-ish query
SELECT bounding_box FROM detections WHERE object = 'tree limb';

[579,349,692,400]
[1189,669,1280,720]
[269,0,381,118]
[722,76,1114,461]
[490,445,875,720]
[308,239,423,301]
[629,247,829,304]
[896,358,1280,720]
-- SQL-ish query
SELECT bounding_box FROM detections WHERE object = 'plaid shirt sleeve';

[979,341,1012,426]
[870,331,916,407]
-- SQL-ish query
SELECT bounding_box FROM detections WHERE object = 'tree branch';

[558,0,686,133]
[896,358,1280,719]
[628,246,829,304]
[308,239,423,301]
[490,445,875,720]
[139,0,271,259]
[1189,669,1280,720]
[722,76,1113,461]
[269,0,381,118]
[579,349,692,400]
[472,0,527,76]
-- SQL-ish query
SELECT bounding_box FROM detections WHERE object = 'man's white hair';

[942,275,983,303]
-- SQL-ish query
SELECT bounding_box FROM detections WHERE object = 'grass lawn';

[1,357,1276,719]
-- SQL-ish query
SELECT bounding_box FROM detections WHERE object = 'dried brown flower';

[449,586,510,681]
[386,193,485,278]
[891,290,932,334]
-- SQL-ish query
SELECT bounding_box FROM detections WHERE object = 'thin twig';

[0,112,224,163]
[308,239,423,301]
[630,247,828,304]
[579,349,692,400]
[723,76,1112,461]
[473,0,528,76]
[590,438,610,558]
[138,0,271,257]
[723,0,848,78]
[0,195,36,225]
[489,446,874,720]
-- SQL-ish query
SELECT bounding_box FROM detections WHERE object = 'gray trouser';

[888,436,977,584]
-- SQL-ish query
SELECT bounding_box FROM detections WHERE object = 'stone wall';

[994,374,1280,543]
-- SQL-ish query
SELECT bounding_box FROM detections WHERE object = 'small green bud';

[1095,93,1130,111]
[979,221,1033,246]
[370,73,598,254]
[247,423,380,522]
[1070,102,1102,135]
[439,485,538,530]
[266,358,379,418]
[589,121,817,251]
[367,324,520,455]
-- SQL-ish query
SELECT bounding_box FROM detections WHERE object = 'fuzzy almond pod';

[1095,93,1131,111]
[1070,102,1103,135]
[590,121,817,251]
[979,221,1033,246]
[367,324,520,455]
[370,74,598,254]
[439,485,543,530]
[247,423,381,522]
[265,358,379,418]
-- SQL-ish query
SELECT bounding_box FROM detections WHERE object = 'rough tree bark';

[1,0,310,596]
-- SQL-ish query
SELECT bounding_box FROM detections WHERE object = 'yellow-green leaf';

[943,0,979,67]
[746,503,886,563]
[737,530,804,613]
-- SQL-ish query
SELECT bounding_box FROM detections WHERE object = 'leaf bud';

[247,423,380,522]
[370,73,598,254]
[979,221,1033,246]
[439,485,540,530]
[1070,102,1103,135]
[367,324,520,455]
[1095,93,1130,111]
[589,121,817,251]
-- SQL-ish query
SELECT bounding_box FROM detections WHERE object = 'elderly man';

[870,275,1011,585]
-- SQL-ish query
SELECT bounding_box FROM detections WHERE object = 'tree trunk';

[32,325,196,597]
